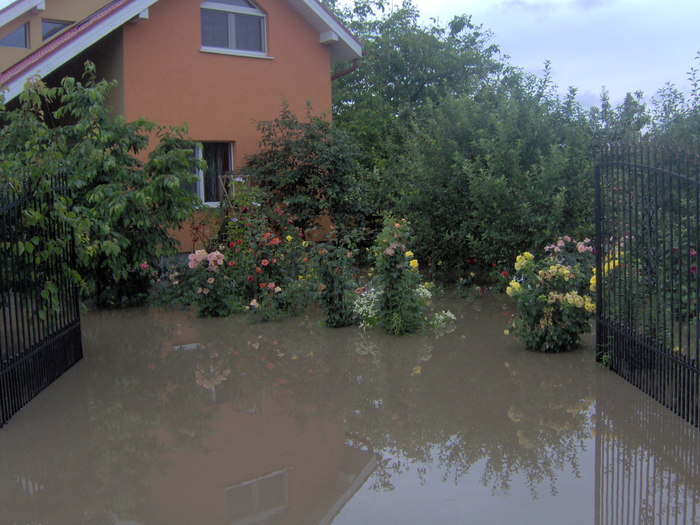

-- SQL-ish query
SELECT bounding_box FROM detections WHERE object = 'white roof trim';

[2,0,158,102]
[285,0,362,63]
[0,0,45,29]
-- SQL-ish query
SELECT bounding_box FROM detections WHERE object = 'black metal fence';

[1,174,82,427]
[595,142,700,427]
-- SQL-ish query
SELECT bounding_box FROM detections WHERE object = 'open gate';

[595,142,700,427]
[0,174,82,427]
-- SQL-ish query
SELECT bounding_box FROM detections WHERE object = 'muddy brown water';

[1,293,699,524]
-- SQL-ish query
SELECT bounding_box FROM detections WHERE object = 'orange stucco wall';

[121,0,333,166]
[119,0,335,251]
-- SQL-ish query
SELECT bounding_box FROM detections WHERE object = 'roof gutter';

[331,51,367,81]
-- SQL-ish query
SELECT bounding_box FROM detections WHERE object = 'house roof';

[0,0,362,103]
[0,0,45,30]
[1,0,159,102]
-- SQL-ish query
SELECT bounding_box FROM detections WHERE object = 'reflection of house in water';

[595,375,700,524]
[148,367,377,525]
[0,310,376,525]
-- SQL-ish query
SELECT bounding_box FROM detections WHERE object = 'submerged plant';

[315,242,359,327]
[506,238,595,352]
[356,217,455,334]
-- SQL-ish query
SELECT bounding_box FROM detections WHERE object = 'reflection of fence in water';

[595,375,700,524]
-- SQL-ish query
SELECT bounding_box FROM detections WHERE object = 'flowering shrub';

[155,183,314,319]
[505,238,595,352]
[356,217,455,334]
[221,184,313,320]
[155,248,242,317]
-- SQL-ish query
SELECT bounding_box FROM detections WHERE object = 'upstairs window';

[0,23,28,48]
[42,20,72,41]
[200,0,265,56]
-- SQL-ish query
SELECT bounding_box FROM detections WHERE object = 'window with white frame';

[186,142,233,206]
[200,0,266,55]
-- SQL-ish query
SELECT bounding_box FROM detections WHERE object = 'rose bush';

[505,237,595,352]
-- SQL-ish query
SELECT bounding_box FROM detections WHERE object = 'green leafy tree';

[395,67,598,277]
[326,0,502,215]
[1,63,202,307]
[243,103,364,237]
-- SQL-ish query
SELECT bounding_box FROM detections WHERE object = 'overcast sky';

[2,0,698,107]
[411,0,700,107]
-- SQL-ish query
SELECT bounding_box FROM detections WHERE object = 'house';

[0,0,362,248]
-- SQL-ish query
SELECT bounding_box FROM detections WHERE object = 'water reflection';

[595,373,700,524]
[0,294,698,524]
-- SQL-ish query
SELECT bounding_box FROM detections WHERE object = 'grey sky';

[413,0,700,106]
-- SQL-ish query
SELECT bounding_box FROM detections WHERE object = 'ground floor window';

[186,142,233,206]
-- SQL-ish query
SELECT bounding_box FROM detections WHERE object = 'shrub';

[0,63,201,308]
[314,242,359,327]
[243,103,365,238]
[183,249,242,317]
[156,182,314,320]
[356,217,455,334]
[505,237,595,352]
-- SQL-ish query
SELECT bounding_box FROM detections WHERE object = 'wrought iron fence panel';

[595,142,700,427]
[0,173,82,427]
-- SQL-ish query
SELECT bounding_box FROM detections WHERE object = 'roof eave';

[0,0,45,30]
[285,0,362,63]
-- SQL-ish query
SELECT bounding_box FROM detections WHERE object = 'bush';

[0,63,201,308]
[243,103,366,238]
[505,237,595,352]
[156,182,314,320]
[314,241,359,327]
[355,217,455,334]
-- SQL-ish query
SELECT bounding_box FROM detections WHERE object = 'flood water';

[1,293,699,525]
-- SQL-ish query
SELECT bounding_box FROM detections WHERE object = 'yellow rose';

[405,250,414,258]
[506,280,521,296]
[409,259,419,268]
[285,235,293,242]
[589,274,597,292]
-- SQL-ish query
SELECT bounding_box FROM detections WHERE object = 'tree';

[0,63,202,307]
[243,103,364,237]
